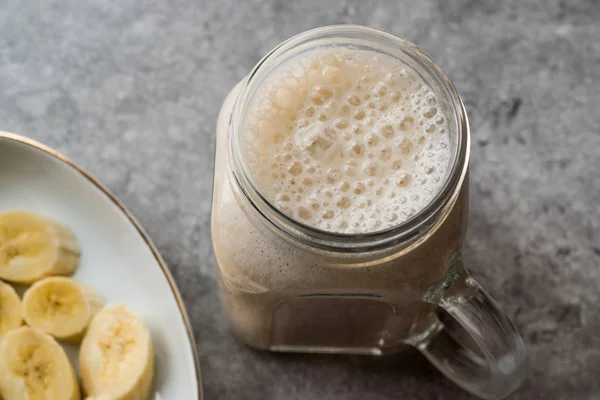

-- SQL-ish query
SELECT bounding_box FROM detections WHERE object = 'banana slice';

[0,326,80,400]
[0,210,81,284]
[22,277,105,343]
[0,280,23,339]
[80,304,154,400]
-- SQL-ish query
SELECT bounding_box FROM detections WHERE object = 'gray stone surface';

[1,0,599,398]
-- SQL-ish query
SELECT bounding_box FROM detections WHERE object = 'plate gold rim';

[0,131,203,399]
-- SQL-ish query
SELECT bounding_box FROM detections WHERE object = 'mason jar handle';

[414,267,527,399]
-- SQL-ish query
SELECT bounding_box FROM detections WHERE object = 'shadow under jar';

[211,25,527,399]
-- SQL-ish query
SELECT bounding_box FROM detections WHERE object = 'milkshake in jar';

[211,26,526,399]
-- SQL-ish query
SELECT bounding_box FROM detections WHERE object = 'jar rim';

[229,25,470,253]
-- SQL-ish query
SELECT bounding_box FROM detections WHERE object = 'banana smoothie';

[212,28,467,353]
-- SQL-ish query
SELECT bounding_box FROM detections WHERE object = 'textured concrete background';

[1,0,599,398]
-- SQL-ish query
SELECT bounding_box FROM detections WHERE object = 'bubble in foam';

[289,162,303,176]
[423,107,437,119]
[326,168,341,183]
[380,124,395,138]
[277,194,290,202]
[337,196,352,209]
[243,47,452,234]
[298,207,312,220]
[323,210,334,219]
[334,118,349,129]
[354,110,366,120]
[425,123,436,134]
[399,116,414,131]
[348,94,361,106]
[337,220,349,230]
[348,141,365,157]
[362,160,379,177]
[395,172,411,187]
[396,137,414,155]
[366,133,379,147]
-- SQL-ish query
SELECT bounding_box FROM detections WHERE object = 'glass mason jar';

[211,25,527,399]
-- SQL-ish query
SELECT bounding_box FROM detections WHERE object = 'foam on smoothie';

[243,48,451,233]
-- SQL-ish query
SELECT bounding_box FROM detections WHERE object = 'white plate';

[0,132,202,399]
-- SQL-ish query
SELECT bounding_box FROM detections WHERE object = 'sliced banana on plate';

[0,210,81,284]
[0,280,23,339]
[80,304,154,400]
[22,277,105,343]
[0,326,81,400]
